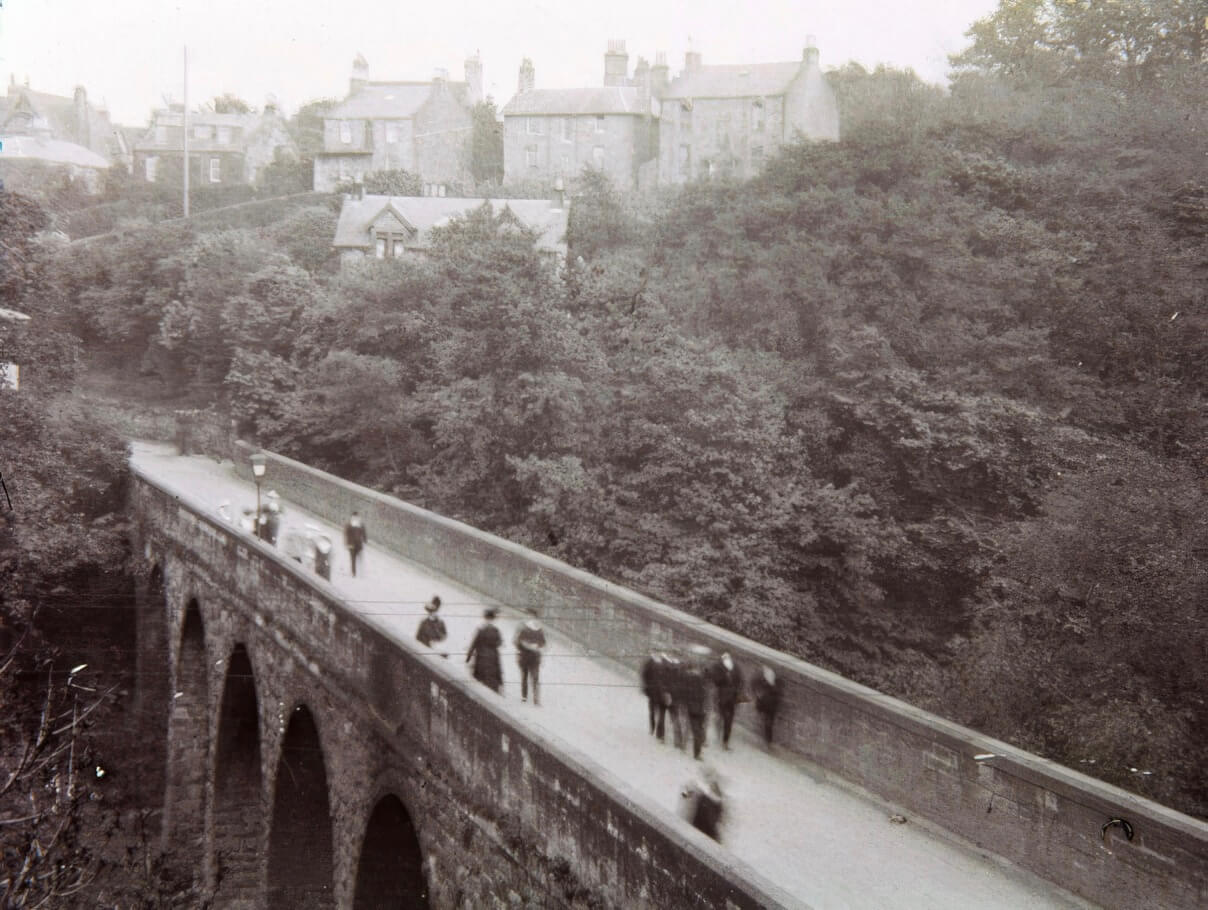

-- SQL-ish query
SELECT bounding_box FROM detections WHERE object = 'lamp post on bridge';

[251,453,267,540]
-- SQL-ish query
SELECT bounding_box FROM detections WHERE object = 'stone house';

[132,103,296,187]
[331,189,568,267]
[0,134,111,194]
[0,79,130,191]
[1,77,131,167]
[656,38,839,184]
[500,43,659,190]
[313,55,482,193]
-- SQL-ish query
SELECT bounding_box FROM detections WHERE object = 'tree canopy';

[24,11,1208,820]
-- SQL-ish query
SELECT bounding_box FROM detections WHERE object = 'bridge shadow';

[268,705,334,909]
[213,644,263,904]
[353,795,430,909]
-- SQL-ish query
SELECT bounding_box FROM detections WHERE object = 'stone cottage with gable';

[0,78,129,192]
[331,189,568,267]
[656,37,839,184]
[313,54,482,194]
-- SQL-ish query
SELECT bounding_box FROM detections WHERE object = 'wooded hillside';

[13,0,1208,819]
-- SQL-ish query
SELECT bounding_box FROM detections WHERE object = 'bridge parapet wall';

[227,442,1208,910]
[132,465,802,909]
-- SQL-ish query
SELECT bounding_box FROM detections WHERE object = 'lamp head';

[250,453,267,478]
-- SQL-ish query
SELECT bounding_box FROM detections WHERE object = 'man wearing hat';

[416,596,447,655]
[312,534,332,580]
[514,612,547,705]
[709,652,744,750]
[261,490,282,546]
[343,510,368,577]
[466,607,504,693]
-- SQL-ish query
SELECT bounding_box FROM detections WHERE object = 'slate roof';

[0,134,111,168]
[502,86,654,117]
[333,195,568,254]
[661,62,803,99]
[2,85,118,160]
[132,110,275,153]
[328,81,466,120]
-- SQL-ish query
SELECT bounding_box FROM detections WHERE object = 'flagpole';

[183,46,190,217]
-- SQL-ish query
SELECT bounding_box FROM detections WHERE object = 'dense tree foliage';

[1,189,203,905]
[205,93,254,114]
[26,5,1208,819]
[468,99,505,184]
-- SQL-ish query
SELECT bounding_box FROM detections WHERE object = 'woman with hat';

[416,596,447,655]
[466,607,504,693]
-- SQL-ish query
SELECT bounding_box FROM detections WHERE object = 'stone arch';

[267,704,334,909]
[133,562,171,808]
[352,794,430,909]
[212,644,263,905]
[165,595,208,851]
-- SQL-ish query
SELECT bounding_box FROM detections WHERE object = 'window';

[375,233,407,258]
[595,115,605,133]
[562,117,573,141]
[209,158,221,183]
[679,101,692,132]
[592,145,605,169]
[340,121,352,144]
[155,125,168,144]
[527,117,543,134]
[145,156,158,182]
[437,184,446,197]
[752,99,766,132]
[385,123,399,144]
[193,124,210,140]
[560,152,570,173]
[526,145,538,168]
[678,143,690,178]
[716,113,731,143]
[751,145,764,169]
[217,126,232,145]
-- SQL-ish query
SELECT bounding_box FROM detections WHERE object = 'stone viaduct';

[128,443,1208,909]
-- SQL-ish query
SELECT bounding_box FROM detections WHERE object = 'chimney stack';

[634,57,651,116]
[651,52,670,96]
[804,34,820,67]
[685,50,703,73]
[604,39,629,86]
[518,57,535,95]
[465,52,484,105]
[351,53,369,94]
[73,85,90,149]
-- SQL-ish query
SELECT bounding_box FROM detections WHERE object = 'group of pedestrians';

[227,499,367,584]
[641,645,784,843]
[415,598,549,704]
[223,489,780,849]
[641,646,783,758]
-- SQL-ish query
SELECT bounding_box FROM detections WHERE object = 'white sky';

[0,0,999,125]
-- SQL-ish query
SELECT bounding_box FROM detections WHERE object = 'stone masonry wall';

[131,467,800,909]
[223,442,1208,910]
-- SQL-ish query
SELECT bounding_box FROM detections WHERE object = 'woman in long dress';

[466,607,503,693]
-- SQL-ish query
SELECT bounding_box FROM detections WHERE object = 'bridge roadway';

[132,442,1088,909]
